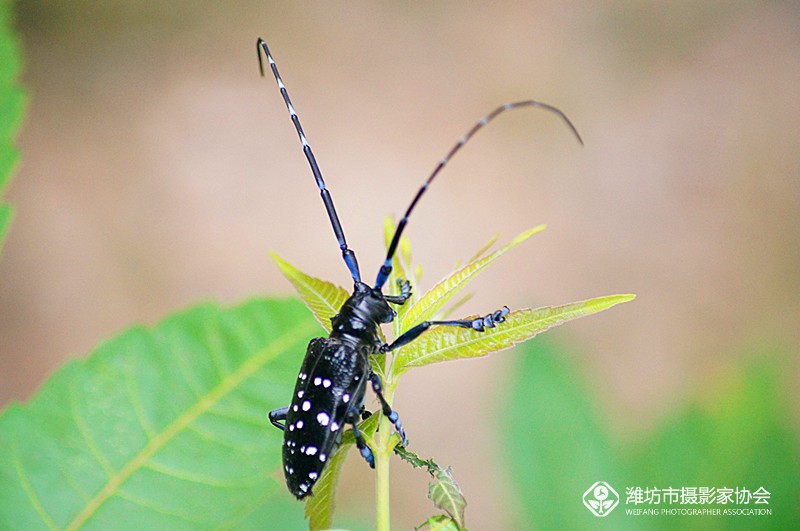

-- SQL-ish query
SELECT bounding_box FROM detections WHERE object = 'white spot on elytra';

[320,454,327,462]
[292,405,298,412]
[297,390,304,398]
[309,472,318,480]
[316,412,330,426]
[302,400,311,411]
[322,378,331,388]
[299,483,308,492]
[305,446,318,456]
[313,377,322,386]
[288,424,294,431]
[330,422,340,432]
[295,420,304,429]
[342,394,350,403]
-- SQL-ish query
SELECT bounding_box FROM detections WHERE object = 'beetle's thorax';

[329,282,394,348]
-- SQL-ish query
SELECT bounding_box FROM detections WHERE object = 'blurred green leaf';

[0,0,26,250]
[0,298,318,530]
[418,514,462,531]
[624,350,800,529]
[501,336,627,529]
[503,338,799,529]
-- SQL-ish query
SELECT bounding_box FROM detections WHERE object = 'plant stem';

[375,414,391,531]
[374,378,396,531]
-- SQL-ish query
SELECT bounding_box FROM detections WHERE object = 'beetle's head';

[353,282,395,324]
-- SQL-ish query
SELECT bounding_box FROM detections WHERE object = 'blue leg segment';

[347,409,375,468]
[369,373,409,447]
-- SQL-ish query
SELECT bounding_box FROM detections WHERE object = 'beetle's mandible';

[257,38,582,499]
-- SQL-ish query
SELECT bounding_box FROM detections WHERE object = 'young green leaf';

[305,445,350,530]
[0,0,26,250]
[395,447,468,530]
[394,446,442,477]
[418,514,462,530]
[0,298,317,530]
[271,251,350,333]
[383,218,417,331]
[394,294,635,373]
[428,468,466,530]
[304,413,379,530]
[402,225,546,326]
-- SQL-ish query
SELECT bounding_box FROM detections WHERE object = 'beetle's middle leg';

[369,372,408,447]
[346,406,375,468]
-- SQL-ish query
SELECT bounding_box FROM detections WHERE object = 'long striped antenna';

[257,38,362,283]
[374,101,583,289]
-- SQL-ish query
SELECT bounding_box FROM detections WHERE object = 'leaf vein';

[64,319,318,530]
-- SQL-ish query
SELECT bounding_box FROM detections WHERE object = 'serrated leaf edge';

[403,225,546,326]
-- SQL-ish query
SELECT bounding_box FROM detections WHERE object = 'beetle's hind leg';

[369,373,409,447]
[346,407,375,468]
[268,406,289,430]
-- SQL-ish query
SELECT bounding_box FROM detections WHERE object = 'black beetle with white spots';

[257,38,583,500]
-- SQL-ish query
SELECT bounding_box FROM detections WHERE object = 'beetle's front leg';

[384,279,412,305]
[381,306,510,352]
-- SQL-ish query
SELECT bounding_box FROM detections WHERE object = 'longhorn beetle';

[257,38,582,500]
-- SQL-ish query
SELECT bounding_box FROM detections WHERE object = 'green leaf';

[0,0,27,250]
[428,468,466,530]
[305,413,379,530]
[402,226,546,327]
[501,337,624,530]
[0,298,318,530]
[624,350,800,529]
[503,338,800,529]
[271,251,350,333]
[394,446,441,477]
[395,448,467,530]
[305,444,350,530]
[418,514,462,531]
[394,294,635,373]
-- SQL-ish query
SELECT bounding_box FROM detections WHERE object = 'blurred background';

[1,1,798,528]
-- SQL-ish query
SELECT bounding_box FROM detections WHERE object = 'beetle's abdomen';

[282,337,369,498]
